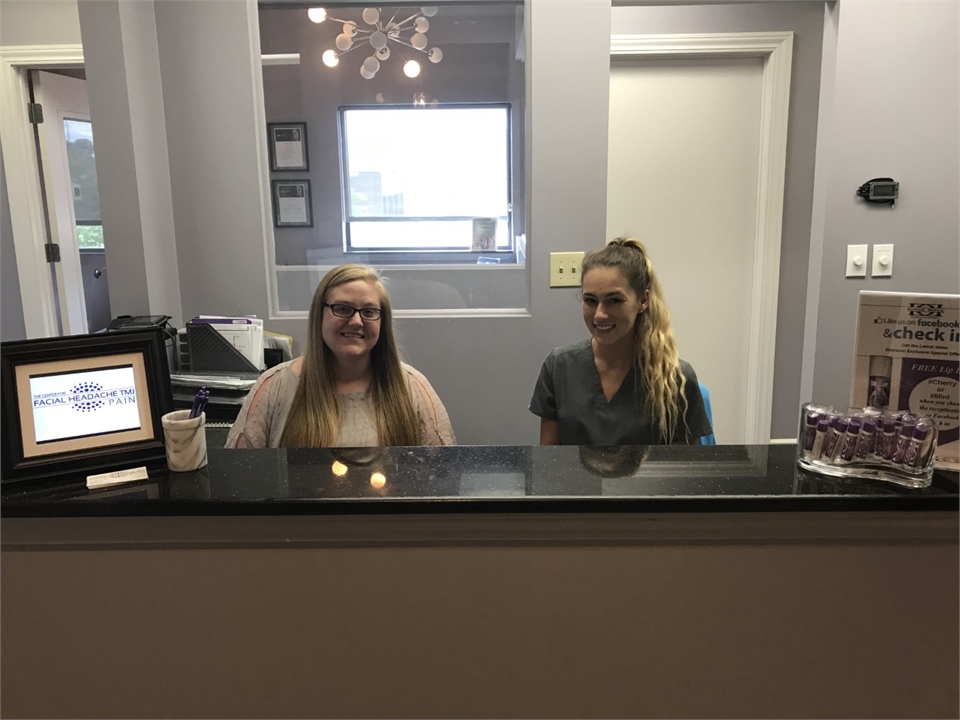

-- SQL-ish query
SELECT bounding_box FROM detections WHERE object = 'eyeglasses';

[324,303,382,321]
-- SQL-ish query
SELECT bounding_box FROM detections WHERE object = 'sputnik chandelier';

[308,6,443,80]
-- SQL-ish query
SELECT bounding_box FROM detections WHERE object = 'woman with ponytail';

[530,238,711,445]
[226,264,455,448]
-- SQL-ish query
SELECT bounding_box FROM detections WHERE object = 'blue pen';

[189,387,209,419]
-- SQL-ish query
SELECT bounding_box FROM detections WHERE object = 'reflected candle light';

[370,472,387,489]
[331,460,348,477]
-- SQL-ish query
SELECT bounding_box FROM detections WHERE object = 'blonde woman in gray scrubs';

[530,238,711,445]
[226,265,455,448]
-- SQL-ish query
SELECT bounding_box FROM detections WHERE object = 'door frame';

[0,44,85,339]
[610,31,793,444]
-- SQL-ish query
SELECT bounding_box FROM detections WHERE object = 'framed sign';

[272,179,313,228]
[267,121,309,172]
[1,329,174,486]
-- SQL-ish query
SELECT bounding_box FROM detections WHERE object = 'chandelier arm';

[333,42,367,57]
[394,13,421,29]
[390,36,429,54]
[385,8,402,27]
[324,15,352,24]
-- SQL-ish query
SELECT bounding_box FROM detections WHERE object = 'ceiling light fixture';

[309,6,443,80]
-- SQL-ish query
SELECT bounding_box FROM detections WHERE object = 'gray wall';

[811,0,960,407]
[0,141,26,341]
[611,2,825,439]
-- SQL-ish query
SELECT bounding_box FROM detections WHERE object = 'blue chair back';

[698,382,717,445]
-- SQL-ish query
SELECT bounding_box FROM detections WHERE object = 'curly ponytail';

[581,237,688,442]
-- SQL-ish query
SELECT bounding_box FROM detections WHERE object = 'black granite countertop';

[2,445,958,517]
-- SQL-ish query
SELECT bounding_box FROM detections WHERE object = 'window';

[63,118,104,249]
[340,104,512,253]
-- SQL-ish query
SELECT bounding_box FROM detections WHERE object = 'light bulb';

[428,47,443,63]
[375,92,385,103]
[360,65,376,79]
[322,49,339,67]
[362,55,380,74]
[370,30,387,50]
[375,45,391,60]
[411,32,427,50]
[421,6,438,17]
[331,460,348,477]
[370,472,386,489]
[335,33,353,51]
[403,59,421,78]
[415,17,430,33]
[386,22,400,37]
[362,7,379,25]
[307,7,327,23]
[342,21,357,37]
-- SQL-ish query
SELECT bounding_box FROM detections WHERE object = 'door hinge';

[27,102,44,124]
[45,244,61,263]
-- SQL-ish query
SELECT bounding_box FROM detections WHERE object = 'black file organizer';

[186,322,261,374]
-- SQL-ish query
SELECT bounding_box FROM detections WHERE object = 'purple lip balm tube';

[856,417,877,459]
[823,417,848,462]
[810,417,831,460]
[802,412,819,458]
[840,417,862,462]
[879,418,898,460]
[902,425,930,468]
[892,424,916,464]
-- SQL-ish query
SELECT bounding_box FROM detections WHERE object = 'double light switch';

[846,244,894,278]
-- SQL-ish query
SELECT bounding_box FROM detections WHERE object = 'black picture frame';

[267,121,309,172]
[272,179,314,228]
[1,329,174,487]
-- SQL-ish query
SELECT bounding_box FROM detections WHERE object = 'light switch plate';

[846,244,868,277]
[550,252,585,287]
[872,243,894,277]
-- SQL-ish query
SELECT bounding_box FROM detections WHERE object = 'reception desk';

[2,445,958,719]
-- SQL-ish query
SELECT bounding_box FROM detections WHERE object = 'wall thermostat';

[856,177,899,207]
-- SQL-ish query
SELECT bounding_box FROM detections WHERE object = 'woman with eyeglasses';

[226,264,455,448]
[529,237,711,445]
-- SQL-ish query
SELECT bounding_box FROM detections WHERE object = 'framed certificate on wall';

[272,179,313,227]
[267,121,309,172]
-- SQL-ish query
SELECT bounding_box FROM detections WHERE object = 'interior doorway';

[31,69,111,334]
[606,33,792,444]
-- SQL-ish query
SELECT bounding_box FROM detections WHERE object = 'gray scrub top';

[529,339,713,445]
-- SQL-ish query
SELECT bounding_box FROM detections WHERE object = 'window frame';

[338,102,514,255]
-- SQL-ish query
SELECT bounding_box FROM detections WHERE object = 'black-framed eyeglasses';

[324,303,382,321]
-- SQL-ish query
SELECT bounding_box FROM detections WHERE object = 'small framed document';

[472,217,497,251]
[272,179,313,228]
[267,122,309,172]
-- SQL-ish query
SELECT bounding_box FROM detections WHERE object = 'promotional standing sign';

[850,291,959,470]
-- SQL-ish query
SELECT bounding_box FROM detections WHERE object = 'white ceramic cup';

[161,409,208,472]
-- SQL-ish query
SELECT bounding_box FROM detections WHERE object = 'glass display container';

[796,403,938,488]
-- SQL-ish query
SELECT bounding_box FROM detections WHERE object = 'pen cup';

[161,410,208,472]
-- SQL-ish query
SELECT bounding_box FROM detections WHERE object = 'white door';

[607,56,764,444]
[32,70,109,335]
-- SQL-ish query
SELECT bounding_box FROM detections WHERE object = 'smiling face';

[320,279,383,365]
[581,266,648,349]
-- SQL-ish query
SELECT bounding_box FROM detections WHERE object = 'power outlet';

[550,252,585,287]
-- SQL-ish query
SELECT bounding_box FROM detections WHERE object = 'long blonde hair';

[581,237,688,443]
[279,265,420,447]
